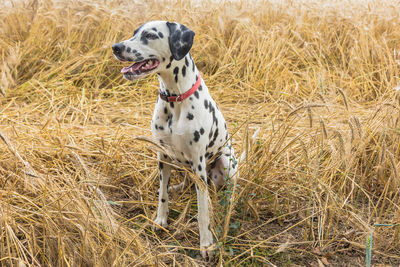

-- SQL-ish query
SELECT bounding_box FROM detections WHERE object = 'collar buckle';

[159,75,201,103]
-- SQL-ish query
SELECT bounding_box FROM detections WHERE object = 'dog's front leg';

[193,159,214,259]
[154,153,171,228]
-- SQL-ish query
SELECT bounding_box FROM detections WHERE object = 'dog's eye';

[144,32,158,40]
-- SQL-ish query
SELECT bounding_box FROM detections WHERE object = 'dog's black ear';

[167,22,195,61]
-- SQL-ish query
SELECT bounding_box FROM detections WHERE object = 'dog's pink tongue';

[121,61,146,74]
[121,66,131,73]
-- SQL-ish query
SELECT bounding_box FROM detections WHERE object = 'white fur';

[113,20,239,259]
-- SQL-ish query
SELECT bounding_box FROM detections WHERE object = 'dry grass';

[1,0,400,265]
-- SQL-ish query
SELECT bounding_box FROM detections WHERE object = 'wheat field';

[1,0,400,266]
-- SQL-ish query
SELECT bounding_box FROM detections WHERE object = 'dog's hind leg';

[208,141,238,188]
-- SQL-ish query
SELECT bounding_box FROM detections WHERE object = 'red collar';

[159,75,201,102]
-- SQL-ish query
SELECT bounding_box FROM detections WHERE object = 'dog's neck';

[157,54,200,96]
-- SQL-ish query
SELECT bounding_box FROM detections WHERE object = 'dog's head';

[112,21,195,81]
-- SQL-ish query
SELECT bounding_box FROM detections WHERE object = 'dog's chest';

[151,88,227,162]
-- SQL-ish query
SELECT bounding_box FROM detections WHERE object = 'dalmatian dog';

[112,21,238,259]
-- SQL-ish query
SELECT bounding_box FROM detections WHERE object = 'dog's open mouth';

[121,59,160,79]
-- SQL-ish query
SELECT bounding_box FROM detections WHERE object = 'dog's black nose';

[112,43,125,55]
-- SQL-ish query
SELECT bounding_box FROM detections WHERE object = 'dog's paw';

[200,243,215,261]
[168,182,185,193]
[152,216,168,230]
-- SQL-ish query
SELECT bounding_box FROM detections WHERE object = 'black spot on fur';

[194,91,199,99]
[204,100,208,109]
[189,97,193,101]
[161,198,165,203]
[213,128,219,141]
[191,105,195,109]
[159,162,164,169]
[126,47,131,53]
[187,113,194,120]
[155,124,158,130]
[159,126,164,130]
[170,102,174,108]
[185,56,189,67]
[182,66,186,77]
[162,57,165,62]
[166,62,171,69]
[200,128,205,135]
[164,107,168,114]
[173,67,179,83]
[193,131,200,142]
[168,115,173,127]
[200,175,205,180]
[198,85,202,91]
[158,32,164,38]
[163,154,168,159]
[133,25,143,36]
[137,56,144,61]
[198,165,202,171]
[200,156,203,162]
[208,140,215,148]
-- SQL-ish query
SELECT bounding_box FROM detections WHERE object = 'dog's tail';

[239,127,260,163]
